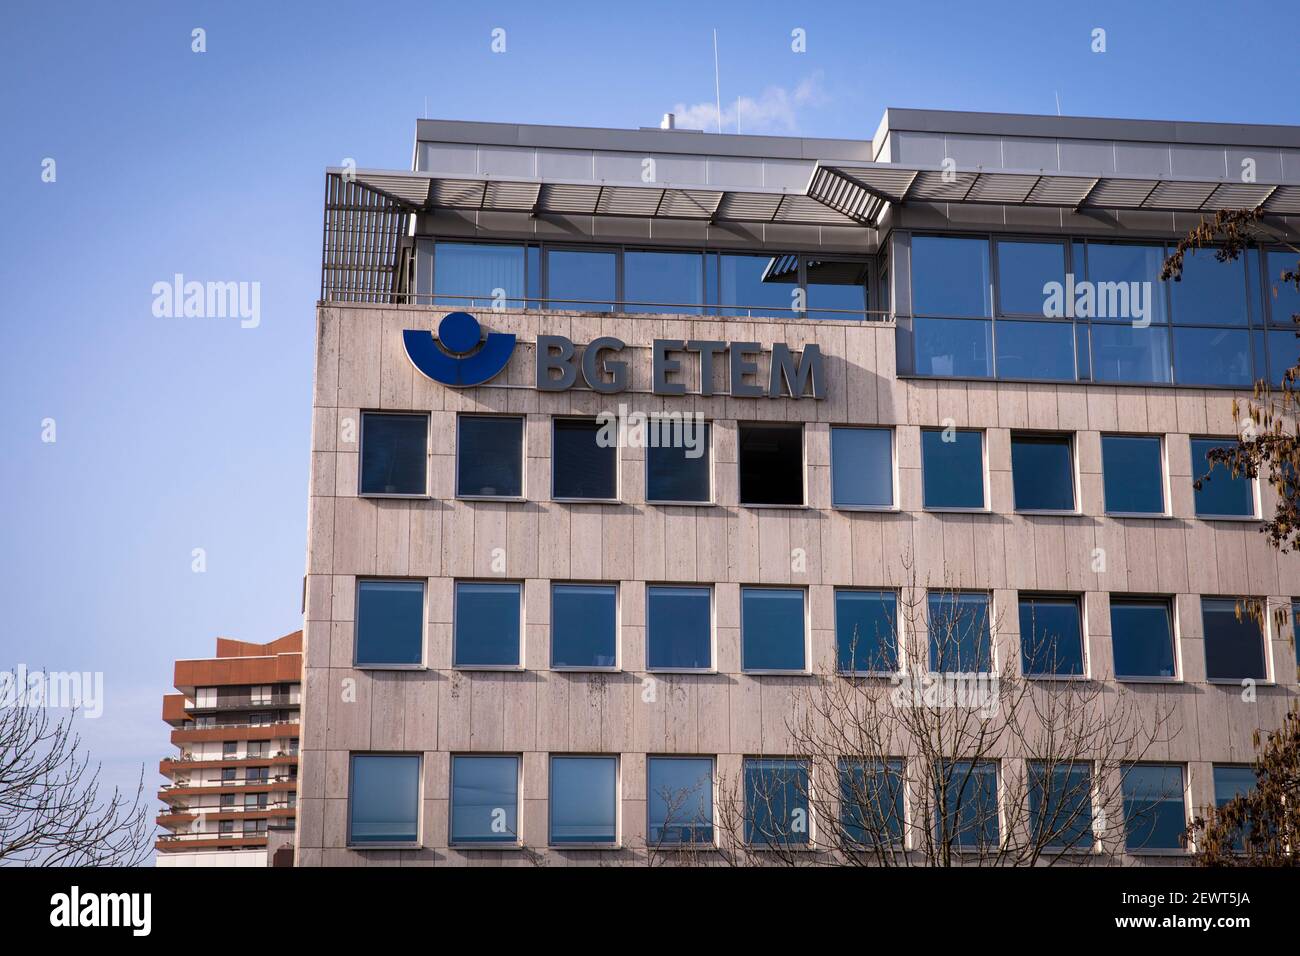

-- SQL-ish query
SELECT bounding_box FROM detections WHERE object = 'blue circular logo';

[437,311,481,354]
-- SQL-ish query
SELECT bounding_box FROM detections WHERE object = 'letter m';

[768,343,825,399]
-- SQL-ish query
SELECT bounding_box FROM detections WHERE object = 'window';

[551,584,617,669]
[646,420,711,502]
[348,754,420,845]
[805,259,869,320]
[1102,435,1165,514]
[623,250,703,314]
[359,412,427,496]
[928,592,993,673]
[935,761,999,850]
[433,241,525,309]
[453,582,521,667]
[1122,764,1186,852]
[1110,599,1177,679]
[912,236,991,317]
[1019,595,1084,677]
[243,819,267,836]
[1171,250,1247,326]
[741,587,806,672]
[1028,763,1093,850]
[738,423,803,506]
[220,793,235,808]
[996,239,1065,315]
[222,741,237,758]
[549,756,618,845]
[913,317,993,378]
[1191,438,1255,517]
[921,428,984,509]
[1201,598,1267,681]
[839,759,905,846]
[219,820,235,835]
[835,589,898,674]
[546,247,616,311]
[1085,243,1168,324]
[1174,328,1252,386]
[221,768,236,783]
[1090,324,1172,384]
[457,415,523,498]
[244,793,266,810]
[450,755,519,845]
[1011,433,1075,511]
[647,757,714,845]
[995,320,1076,381]
[743,758,810,846]
[830,427,893,508]
[646,586,711,671]
[553,418,617,500]
[355,580,425,667]
[1212,765,1256,852]
[246,766,268,783]
[1266,249,1300,326]
[717,253,798,318]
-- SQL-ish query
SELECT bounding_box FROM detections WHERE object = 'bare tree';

[0,699,152,866]
[647,559,1177,866]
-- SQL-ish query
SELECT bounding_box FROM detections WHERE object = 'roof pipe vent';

[660,112,675,130]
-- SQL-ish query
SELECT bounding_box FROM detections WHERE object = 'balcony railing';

[187,694,298,710]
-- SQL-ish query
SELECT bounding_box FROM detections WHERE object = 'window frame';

[1100,433,1169,517]
[1121,762,1189,855]
[353,577,427,670]
[1017,592,1088,679]
[448,753,523,849]
[358,411,430,499]
[1010,431,1078,515]
[346,752,423,849]
[920,427,989,513]
[740,585,810,675]
[927,590,996,675]
[645,583,715,674]
[452,579,525,671]
[551,416,621,504]
[643,417,714,506]
[547,754,621,849]
[646,755,717,849]
[737,421,807,509]
[742,756,814,848]
[838,757,908,849]
[549,581,620,672]
[833,587,901,677]
[1109,595,1181,683]
[455,413,526,502]
[1200,596,1271,685]
[829,425,897,511]
[1190,436,1260,520]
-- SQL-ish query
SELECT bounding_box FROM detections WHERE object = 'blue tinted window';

[1019,596,1084,676]
[1090,324,1172,384]
[1028,763,1093,850]
[647,757,714,845]
[840,759,905,845]
[549,756,617,845]
[1085,243,1167,324]
[1122,764,1185,851]
[913,318,993,377]
[922,428,984,509]
[624,250,703,314]
[1265,250,1300,326]
[928,592,993,673]
[546,248,616,311]
[995,320,1076,380]
[434,242,525,309]
[806,259,869,319]
[457,415,523,497]
[912,236,991,317]
[935,761,999,849]
[1110,600,1176,679]
[718,254,798,318]
[1267,329,1299,386]
[349,754,420,844]
[355,580,424,666]
[997,240,1065,315]
[744,758,810,846]
[831,427,893,507]
[1191,439,1254,517]
[646,421,710,502]
[553,418,617,500]
[1012,434,1075,511]
[450,755,518,845]
[646,586,711,670]
[741,588,805,671]
[1173,328,1252,386]
[1170,250,1247,326]
[835,590,898,673]
[360,413,427,495]
[1202,598,1266,681]
[454,582,521,667]
[551,584,617,669]
[1213,765,1255,852]
[1102,435,1165,514]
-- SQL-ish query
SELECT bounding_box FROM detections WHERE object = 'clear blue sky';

[1,0,1296,831]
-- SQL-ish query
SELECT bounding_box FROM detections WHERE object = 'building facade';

[297,110,1300,865]
[158,632,302,866]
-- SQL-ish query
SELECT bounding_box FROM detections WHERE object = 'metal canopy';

[811,161,1300,220]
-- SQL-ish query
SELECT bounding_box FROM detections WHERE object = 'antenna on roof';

[1054,91,1061,116]
[713,29,723,134]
